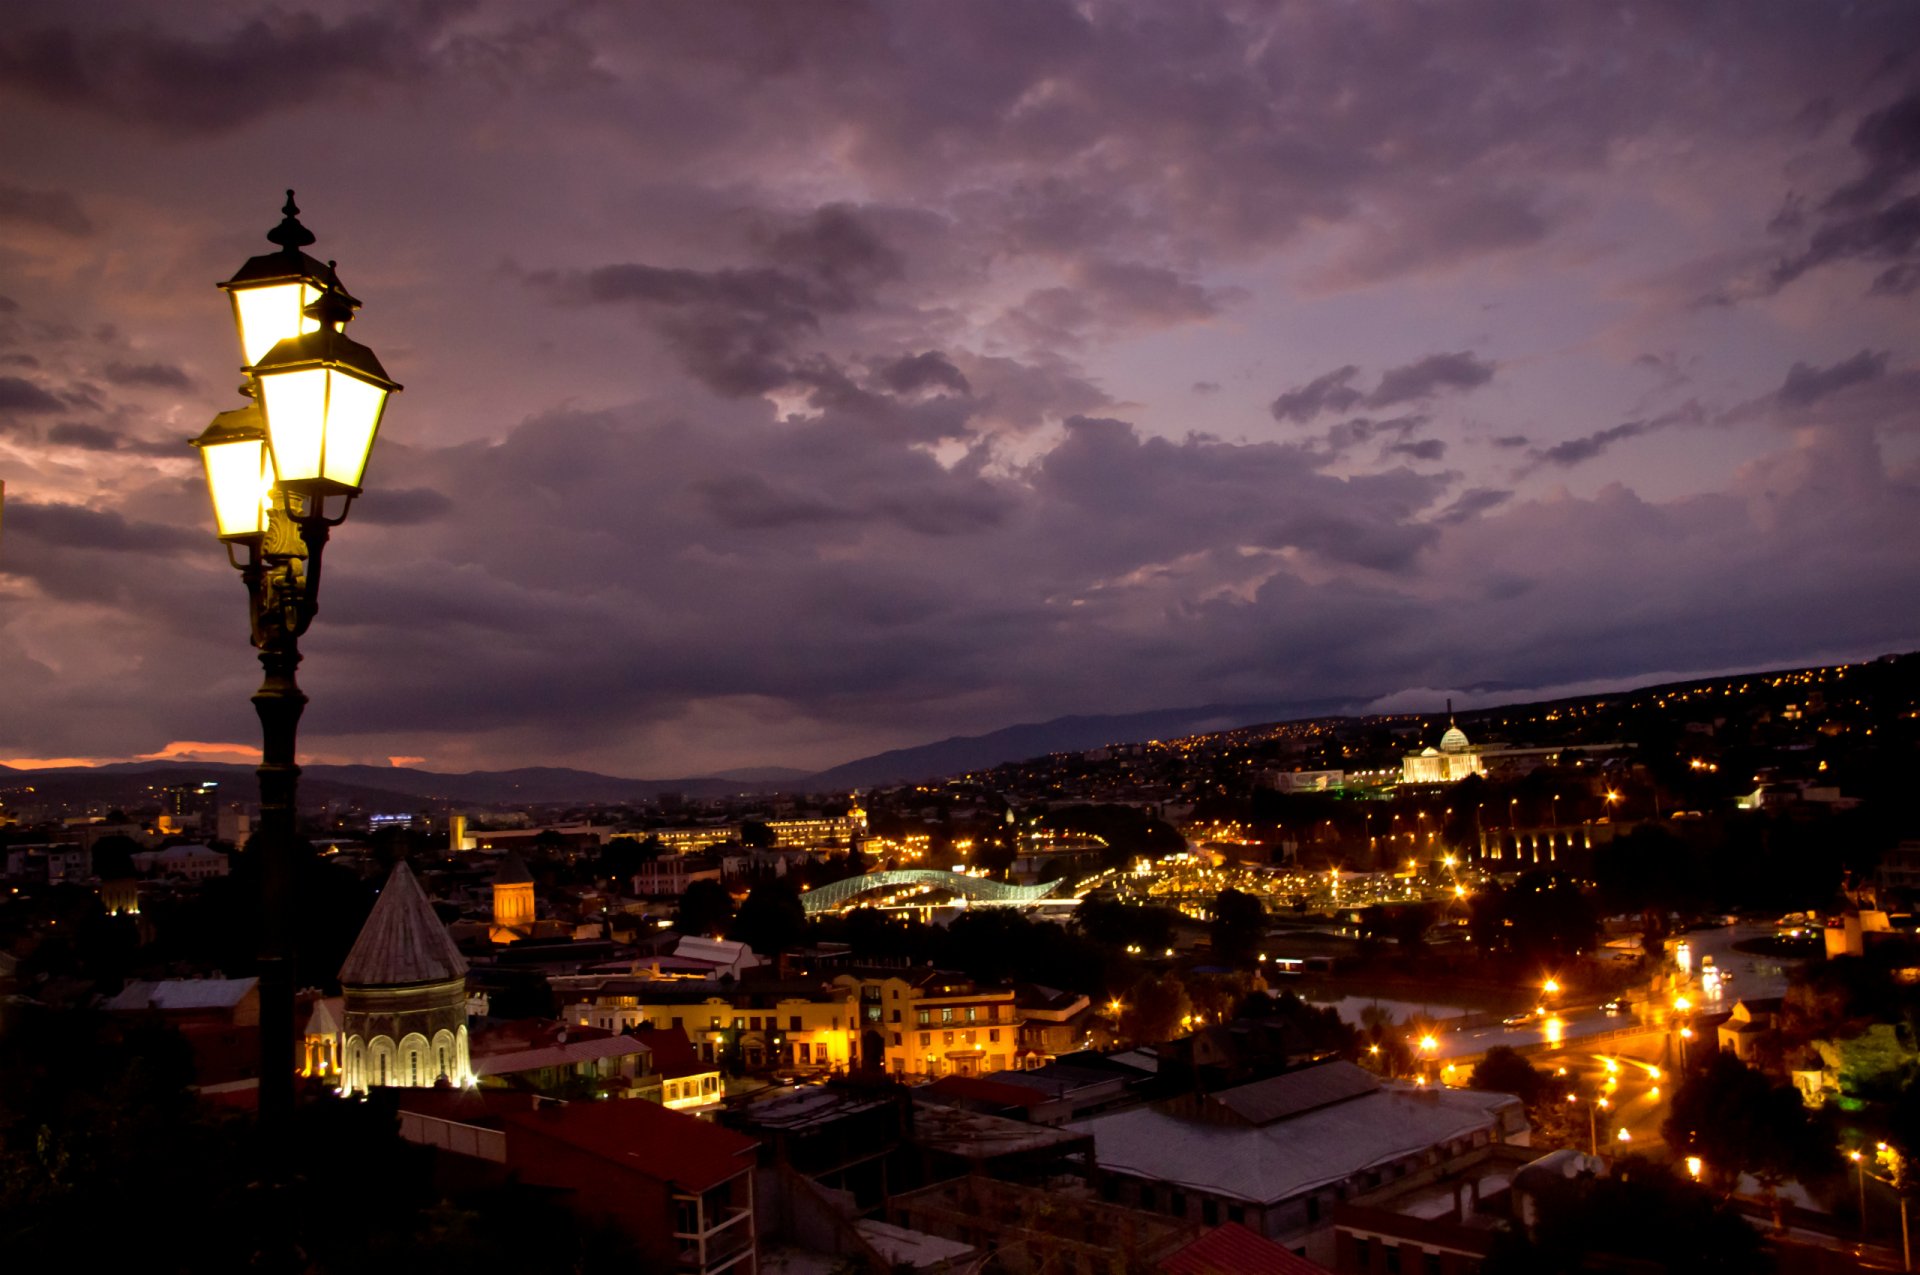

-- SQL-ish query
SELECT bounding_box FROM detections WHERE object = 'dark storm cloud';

[0,376,63,415]
[1305,415,1425,463]
[3,498,197,554]
[350,486,454,527]
[44,422,121,451]
[0,6,450,134]
[537,205,904,396]
[1433,488,1513,525]
[0,183,92,235]
[1771,196,1920,293]
[873,352,970,397]
[1777,350,1889,406]
[1530,403,1704,469]
[102,361,193,391]
[1824,87,1920,211]
[1765,85,1920,296]
[1274,354,1495,425]
[1492,435,1531,449]
[1271,366,1363,424]
[1365,352,1497,409]
[1384,439,1447,462]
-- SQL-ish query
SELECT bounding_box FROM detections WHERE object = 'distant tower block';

[338,859,471,1092]
[489,851,536,944]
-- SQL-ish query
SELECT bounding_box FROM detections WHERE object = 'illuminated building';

[1400,711,1487,785]
[338,859,473,1091]
[836,970,1017,1079]
[632,852,725,897]
[562,979,857,1075]
[488,851,536,944]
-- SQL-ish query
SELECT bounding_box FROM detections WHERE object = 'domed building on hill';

[338,859,472,1092]
[1402,705,1488,785]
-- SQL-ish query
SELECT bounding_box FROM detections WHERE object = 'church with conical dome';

[1402,702,1488,784]
[337,859,473,1092]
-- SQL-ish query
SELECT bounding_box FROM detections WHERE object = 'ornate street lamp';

[189,192,399,1153]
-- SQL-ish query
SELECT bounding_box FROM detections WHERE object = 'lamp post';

[1854,1151,1868,1240]
[190,193,398,1158]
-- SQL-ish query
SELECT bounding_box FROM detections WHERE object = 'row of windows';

[899,1029,1000,1047]
[710,1014,825,1032]
[664,1075,721,1103]
[913,1005,1005,1025]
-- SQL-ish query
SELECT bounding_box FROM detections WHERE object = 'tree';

[1664,1052,1839,1231]
[674,880,735,938]
[1076,896,1175,951]
[732,879,807,956]
[597,835,661,881]
[1483,1153,1766,1274]
[1119,975,1190,1045]
[89,834,141,881]
[739,819,775,849]
[1468,1046,1545,1107]
[1209,888,1265,965]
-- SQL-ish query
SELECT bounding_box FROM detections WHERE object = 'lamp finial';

[266,190,316,252]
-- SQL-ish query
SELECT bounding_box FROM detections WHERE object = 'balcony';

[674,1205,753,1273]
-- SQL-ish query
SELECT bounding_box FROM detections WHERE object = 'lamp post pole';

[192,194,398,1167]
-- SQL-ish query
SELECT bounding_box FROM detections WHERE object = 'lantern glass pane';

[231,282,323,367]
[259,366,330,483]
[319,370,388,490]
[201,436,269,539]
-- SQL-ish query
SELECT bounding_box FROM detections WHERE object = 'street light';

[1853,1150,1868,1239]
[191,193,399,1157]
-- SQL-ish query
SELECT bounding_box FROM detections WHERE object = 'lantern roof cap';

[219,190,359,307]
[253,322,400,390]
[190,400,267,449]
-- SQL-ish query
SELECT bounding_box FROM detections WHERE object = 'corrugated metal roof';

[474,1035,653,1076]
[106,976,258,1012]
[1211,1061,1379,1126]
[1071,1085,1517,1206]
[338,860,469,987]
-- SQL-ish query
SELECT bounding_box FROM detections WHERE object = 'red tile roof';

[397,1089,757,1194]
[629,1025,708,1080]
[1159,1223,1330,1275]
[503,1099,758,1194]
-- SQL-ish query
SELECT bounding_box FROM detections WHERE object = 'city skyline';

[3,1,1919,776]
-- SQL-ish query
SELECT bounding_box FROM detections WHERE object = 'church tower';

[489,851,536,944]
[338,859,472,1092]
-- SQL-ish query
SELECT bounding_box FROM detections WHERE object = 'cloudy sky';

[3,0,1919,778]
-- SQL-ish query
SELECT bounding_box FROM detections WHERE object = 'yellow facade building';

[563,981,860,1075]
[834,970,1017,1079]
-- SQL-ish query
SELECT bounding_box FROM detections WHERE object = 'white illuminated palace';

[1401,711,1488,785]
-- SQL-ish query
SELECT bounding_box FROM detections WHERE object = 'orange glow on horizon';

[0,756,109,770]
[137,740,263,764]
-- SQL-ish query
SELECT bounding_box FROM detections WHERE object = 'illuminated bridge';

[800,870,1062,915]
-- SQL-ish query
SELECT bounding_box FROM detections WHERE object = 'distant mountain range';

[12,653,1903,810]
[0,696,1357,810]
[801,698,1357,789]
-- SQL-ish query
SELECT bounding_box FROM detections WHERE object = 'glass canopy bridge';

[800,869,1064,916]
